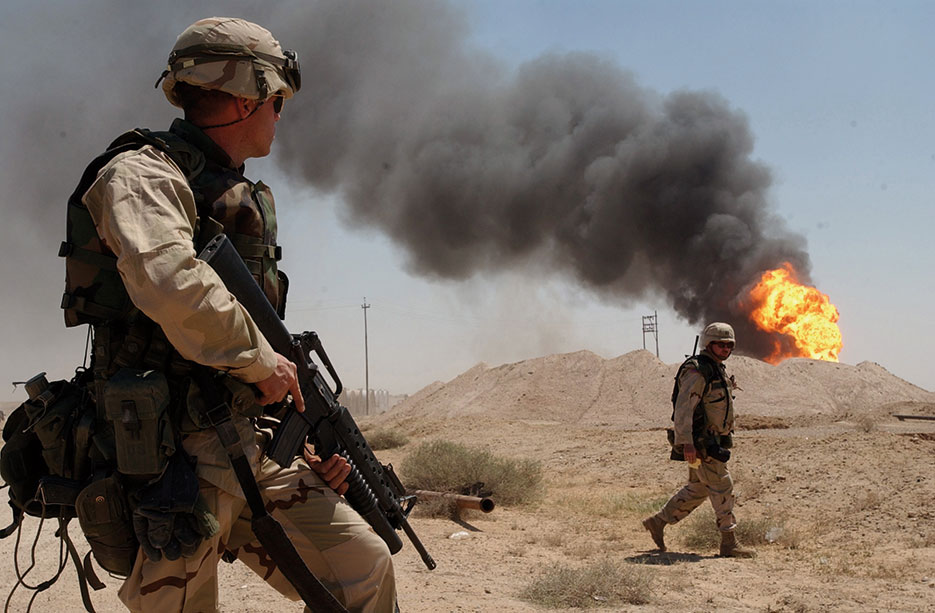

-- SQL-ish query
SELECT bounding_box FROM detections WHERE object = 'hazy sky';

[1,0,932,403]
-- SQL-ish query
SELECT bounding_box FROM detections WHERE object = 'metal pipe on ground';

[413,490,495,513]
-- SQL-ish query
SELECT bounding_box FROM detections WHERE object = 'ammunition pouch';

[103,368,175,475]
[700,433,731,463]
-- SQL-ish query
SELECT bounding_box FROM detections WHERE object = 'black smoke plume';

[272,0,811,358]
[2,0,810,368]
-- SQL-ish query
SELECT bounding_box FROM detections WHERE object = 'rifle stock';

[198,234,436,570]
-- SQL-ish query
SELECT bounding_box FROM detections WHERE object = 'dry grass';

[520,558,654,608]
[732,466,767,501]
[853,490,882,512]
[400,439,544,505]
[364,427,411,450]
[677,507,793,551]
[808,549,918,580]
[553,490,670,520]
[410,497,456,519]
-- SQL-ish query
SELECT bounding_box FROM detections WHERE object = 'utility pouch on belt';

[76,474,137,577]
[103,369,174,475]
[666,428,684,461]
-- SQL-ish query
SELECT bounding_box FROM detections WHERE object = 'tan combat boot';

[641,515,667,551]
[719,530,756,558]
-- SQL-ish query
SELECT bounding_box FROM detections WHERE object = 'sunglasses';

[712,341,735,350]
[272,96,284,113]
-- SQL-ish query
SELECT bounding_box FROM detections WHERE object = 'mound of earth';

[385,349,935,429]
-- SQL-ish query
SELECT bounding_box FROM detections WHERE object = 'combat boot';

[641,515,667,551]
[719,530,756,558]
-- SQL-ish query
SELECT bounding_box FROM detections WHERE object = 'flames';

[747,263,842,364]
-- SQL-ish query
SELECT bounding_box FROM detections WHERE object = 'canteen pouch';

[103,369,175,475]
[76,474,137,576]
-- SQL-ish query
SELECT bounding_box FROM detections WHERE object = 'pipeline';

[413,490,495,513]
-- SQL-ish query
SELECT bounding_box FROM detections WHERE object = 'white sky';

[1,1,932,402]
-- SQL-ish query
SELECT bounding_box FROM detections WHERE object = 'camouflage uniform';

[658,348,738,531]
[74,17,396,613]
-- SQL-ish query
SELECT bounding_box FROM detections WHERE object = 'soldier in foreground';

[65,17,396,611]
[642,322,756,558]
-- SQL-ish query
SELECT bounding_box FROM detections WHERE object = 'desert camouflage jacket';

[80,119,280,384]
[672,349,735,446]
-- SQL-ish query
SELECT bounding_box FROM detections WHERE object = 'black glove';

[132,452,219,562]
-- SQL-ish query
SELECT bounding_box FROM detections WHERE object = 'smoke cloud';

[2,0,810,369]
[272,0,811,358]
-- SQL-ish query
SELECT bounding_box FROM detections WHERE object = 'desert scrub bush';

[520,558,653,608]
[400,440,543,505]
[412,497,457,519]
[365,427,410,450]
[856,414,876,433]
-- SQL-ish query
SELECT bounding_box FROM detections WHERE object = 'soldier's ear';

[235,97,258,119]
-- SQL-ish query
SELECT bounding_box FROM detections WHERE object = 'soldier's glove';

[131,452,219,562]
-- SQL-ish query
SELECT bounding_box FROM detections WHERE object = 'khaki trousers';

[118,455,397,613]
[658,457,737,532]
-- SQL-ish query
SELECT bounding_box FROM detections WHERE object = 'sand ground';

[1,351,933,612]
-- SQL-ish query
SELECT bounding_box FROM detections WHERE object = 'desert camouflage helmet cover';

[158,17,300,107]
[701,322,736,349]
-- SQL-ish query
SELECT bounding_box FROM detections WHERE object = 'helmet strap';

[197,99,265,131]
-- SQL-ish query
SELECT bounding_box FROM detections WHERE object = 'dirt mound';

[384,350,935,429]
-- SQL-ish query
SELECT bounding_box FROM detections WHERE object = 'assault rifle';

[198,234,435,570]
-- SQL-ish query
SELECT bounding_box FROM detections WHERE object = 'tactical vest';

[671,353,733,434]
[60,119,287,379]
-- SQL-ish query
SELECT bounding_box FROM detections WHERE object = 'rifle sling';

[193,368,347,613]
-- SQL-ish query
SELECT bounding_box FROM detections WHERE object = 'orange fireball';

[747,263,842,364]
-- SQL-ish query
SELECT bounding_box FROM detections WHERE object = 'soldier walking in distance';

[64,17,396,612]
[642,322,756,558]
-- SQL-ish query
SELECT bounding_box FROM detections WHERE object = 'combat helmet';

[701,322,735,349]
[157,17,300,106]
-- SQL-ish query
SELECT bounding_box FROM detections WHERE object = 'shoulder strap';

[694,354,719,385]
[695,354,732,428]
[107,128,205,181]
[671,355,716,421]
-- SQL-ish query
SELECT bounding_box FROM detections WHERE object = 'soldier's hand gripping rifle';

[198,234,436,570]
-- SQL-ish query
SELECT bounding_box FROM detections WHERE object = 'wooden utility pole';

[642,310,659,358]
[362,298,370,415]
